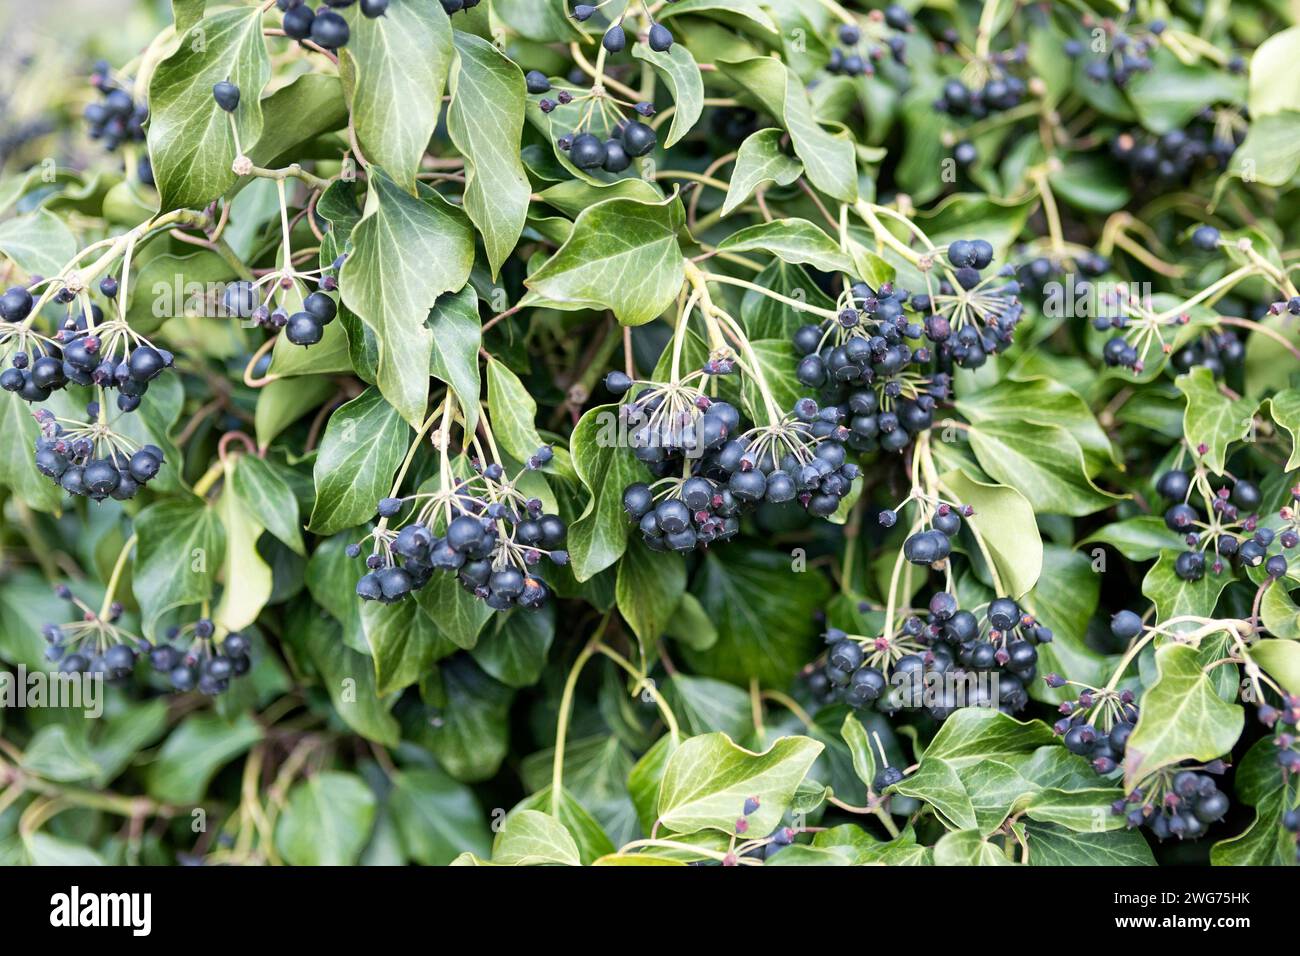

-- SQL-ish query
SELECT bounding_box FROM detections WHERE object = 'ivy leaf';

[1023,821,1156,866]
[275,772,377,866]
[230,454,305,556]
[341,171,475,429]
[308,387,410,536]
[389,768,492,866]
[0,391,61,512]
[1247,638,1300,695]
[616,544,686,650]
[486,358,543,464]
[719,56,857,203]
[173,0,204,34]
[133,497,226,639]
[740,259,833,339]
[0,209,77,276]
[938,469,1042,598]
[1140,550,1232,630]
[716,219,852,274]
[471,605,555,688]
[841,713,878,792]
[1082,516,1185,561]
[448,32,530,278]
[968,420,1124,516]
[213,462,273,634]
[492,810,581,866]
[655,732,823,836]
[933,829,1013,865]
[1123,50,1246,135]
[144,712,262,805]
[1123,643,1244,789]
[632,42,704,148]
[147,7,270,211]
[1260,584,1300,641]
[426,285,482,437]
[254,377,336,449]
[658,0,778,32]
[422,656,514,782]
[1176,366,1260,476]
[721,129,803,217]
[525,195,686,327]
[682,550,830,687]
[360,599,445,695]
[566,404,649,581]
[415,571,494,650]
[1268,388,1300,469]
[338,2,452,192]
[291,608,400,748]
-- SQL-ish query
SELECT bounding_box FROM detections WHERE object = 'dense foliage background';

[1,0,1299,867]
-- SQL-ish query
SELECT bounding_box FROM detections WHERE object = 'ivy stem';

[551,617,610,815]
[98,534,138,619]
[594,642,681,742]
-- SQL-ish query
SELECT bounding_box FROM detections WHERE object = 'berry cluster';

[42,590,250,696]
[610,370,859,551]
[1170,328,1244,379]
[934,53,1028,120]
[277,0,403,50]
[1153,466,1288,581]
[1115,766,1232,841]
[224,282,339,347]
[83,61,147,152]
[32,409,165,501]
[818,594,1050,719]
[919,240,1025,370]
[1014,251,1109,306]
[1111,112,1245,186]
[825,9,911,77]
[352,450,566,610]
[792,281,946,454]
[1065,19,1164,88]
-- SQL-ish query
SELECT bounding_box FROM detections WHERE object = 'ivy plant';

[0,0,1299,868]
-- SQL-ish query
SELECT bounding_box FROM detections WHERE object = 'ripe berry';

[0,286,34,322]
[282,4,315,39]
[310,10,349,48]
[648,23,674,52]
[1191,225,1220,251]
[1155,470,1190,501]
[360,0,389,15]
[212,81,240,112]
[303,291,338,325]
[525,71,551,94]
[285,312,323,346]
[1111,609,1143,640]
[621,120,657,157]
[603,24,626,52]
[569,133,607,170]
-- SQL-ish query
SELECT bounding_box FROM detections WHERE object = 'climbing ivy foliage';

[3,0,1300,868]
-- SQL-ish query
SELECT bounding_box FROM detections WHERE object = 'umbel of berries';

[150,619,253,695]
[353,447,567,611]
[610,369,860,553]
[792,280,946,455]
[32,409,166,502]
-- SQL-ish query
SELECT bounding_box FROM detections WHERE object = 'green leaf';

[173,0,204,34]
[471,605,555,688]
[308,387,410,535]
[1247,638,1300,695]
[840,713,878,793]
[1227,111,1300,187]
[448,32,530,277]
[1269,388,1300,469]
[632,42,704,148]
[147,7,270,211]
[1176,367,1258,475]
[933,829,1013,865]
[616,543,686,649]
[389,768,492,865]
[1123,643,1244,789]
[514,787,617,864]
[275,772,377,866]
[722,129,804,217]
[968,420,1123,516]
[668,675,753,739]
[415,572,494,650]
[245,72,348,169]
[0,209,77,276]
[133,497,226,639]
[230,454,305,556]
[716,218,852,274]
[1048,156,1130,213]
[426,285,482,436]
[213,463,273,634]
[360,599,444,695]
[145,712,262,804]
[1024,821,1156,866]
[491,810,580,866]
[525,195,685,327]
[1123,50,1245,134]
[486,357,544,464]
[938,469,1042,598]
[293,610,401,748]
[341,172,474,428]
[658,0,778,33]
[566,404,648,581]
[1261,584,1300,641]
[1082,516,1185,561]
[1210,790,1295,865]
[719,56,857,203]
[682,550,830,687]
[423,657,513,782]
[656,732,823,835]
[0,391,61,512]
[21,726,100,783]
[337,2,453,192]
